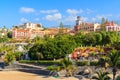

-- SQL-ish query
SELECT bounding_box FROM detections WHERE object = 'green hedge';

[46,66,58,71]
[19,60,38,64]
[47,66,55,70]
[19,60,61,66]
[76,60,90,66]
[76,60,99,66]
[20,60,120,67]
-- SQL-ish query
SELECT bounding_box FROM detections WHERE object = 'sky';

[0,0,120,28]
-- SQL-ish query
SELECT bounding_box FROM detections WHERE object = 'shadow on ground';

[5,63,50,76]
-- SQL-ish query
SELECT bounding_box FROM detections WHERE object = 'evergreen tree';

[101,17,106,31]
[59,22,64,34]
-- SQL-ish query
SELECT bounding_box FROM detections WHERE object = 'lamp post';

[77,52,80,60]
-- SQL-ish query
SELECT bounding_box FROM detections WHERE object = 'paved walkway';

[0,71,79,80]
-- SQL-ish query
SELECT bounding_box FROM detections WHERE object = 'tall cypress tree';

[59,22,64,34]
[101,17,106,31]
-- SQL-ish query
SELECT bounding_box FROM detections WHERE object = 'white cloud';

[64,16,76,22]
[91,15,104,22]
[86,9,94,14]
[92,18,96,21]
[116,15,120,18]
[66,9,83,15]
[20,17,28,22]
[106,14,112,17]
[40,9,59,14]
[20,7,35,13]
[35,18,40,21]
[91,14,113,22]
[64,16,88,23]
[96,15,104,19]
[82,17,89,21]
[45,13,62,21]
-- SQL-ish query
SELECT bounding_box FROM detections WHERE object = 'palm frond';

[108,50,120,67]
[92,76,99,79]
[92,70,111,80]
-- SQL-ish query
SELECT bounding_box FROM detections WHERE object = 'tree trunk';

[113,75,115,80]
[113,68,117,80]
[66,69,71,77]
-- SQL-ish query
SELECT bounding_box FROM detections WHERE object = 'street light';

[77,52,80,59]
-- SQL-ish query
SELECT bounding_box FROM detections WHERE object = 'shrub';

[90,60,98,66]
[117,61,120,68]
[19,60,38,64]
[76,60,89,66]
[19,60,61,66]
[37,61,61,65]
[47,66,57,71]
[4,52,15,65]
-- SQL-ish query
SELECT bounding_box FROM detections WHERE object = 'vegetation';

[60,58,77,76]
[20,59,77,77]
[59,22,64,34]
[4,51,23,64]
[47,58,77,77]
[92,70,111,80]
[47,66,58,71]
[4,52,15,64]
[0,44,23,64]
[0,19,120,80]
[29,34,76,60]
[94,49,120,80]
[90,60,98,66]
[7,31,12,38]
[101,17,106,31]
[0,26,120,79]
[28,31,120,60]
[97,56,109,71]
[19,60,62,66]
[107,50,120,80]
[0,36,9,43]
[76,60,90,66]
[13,52,23,61]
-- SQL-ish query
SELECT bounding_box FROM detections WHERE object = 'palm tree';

[97,56,109,71]
[47,58,77,77]
[92,70,111,80]
[60,58,77,77]
[107,50,120,80]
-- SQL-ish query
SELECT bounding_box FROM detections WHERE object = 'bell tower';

[76,16,82,25]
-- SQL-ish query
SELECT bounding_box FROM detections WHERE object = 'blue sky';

[0,0,120,28]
